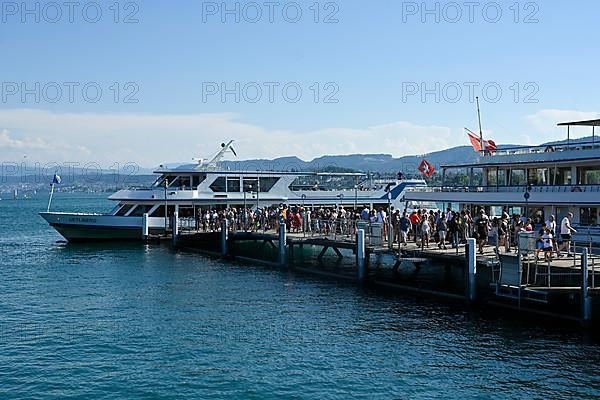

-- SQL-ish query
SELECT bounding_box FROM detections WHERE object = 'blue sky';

[0,0,599,166]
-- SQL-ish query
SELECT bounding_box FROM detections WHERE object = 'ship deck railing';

[405,184,600,194]
[484,139,600,157]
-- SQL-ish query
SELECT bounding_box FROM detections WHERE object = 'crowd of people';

[390,208,578,261]
[184,204,578,261]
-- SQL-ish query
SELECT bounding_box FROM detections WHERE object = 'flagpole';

[476,96,485,153]
[47,183,55,212]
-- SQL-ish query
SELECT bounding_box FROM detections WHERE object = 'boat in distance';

[40,141,427,242]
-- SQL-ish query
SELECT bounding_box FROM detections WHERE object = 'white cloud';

[0,129,47,150]
[0,109,456,167]
[525,109,600,143]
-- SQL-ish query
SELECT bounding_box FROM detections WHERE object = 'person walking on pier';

[559,213,577,257]
[399,212,411,246]
[545,215,559,257]
[361,206,370,221]
[448,211,459,248]
[498,214,508,252]
[421,216,431,248]
[475,209,489,254]
[391,209,401,244]
[437,213,448,250]
[542,228,554,262]
[409,211,420,243]
[535,222,547,260]
[462,210,472,243]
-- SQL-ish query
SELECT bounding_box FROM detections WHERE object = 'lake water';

[1,193,600,399]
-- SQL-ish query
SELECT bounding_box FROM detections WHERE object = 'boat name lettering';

[68,217,97,223]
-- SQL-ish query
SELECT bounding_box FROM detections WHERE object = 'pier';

[164,214,600,328]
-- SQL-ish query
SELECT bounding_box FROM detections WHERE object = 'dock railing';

[492,232,600,290]
[304,219,387,245]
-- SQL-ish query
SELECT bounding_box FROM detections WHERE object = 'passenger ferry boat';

[40,141,427,241]
[404,119,600,243]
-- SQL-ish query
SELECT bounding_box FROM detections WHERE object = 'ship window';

[258,177,279,192]
[555,168,572,185]
[192,174,206,187]
[470,168,483,186]
[486,169,497,186]
[444,169,468,186]
[580,208,598,226]
[509,169,526,186]
[155,175,178,187]
[150,205,176,218]
[227,177,240,192]
[528,168,548,186]
[497,169,507,186]
[129,205,153,217]
[209,177,226,192]
[115,204,134,216]
[243,178,259,192]
[170,176,192,189]
[151,206,164,217]
[578,167,600,185]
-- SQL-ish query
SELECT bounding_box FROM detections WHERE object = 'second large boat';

[40,141,427,242]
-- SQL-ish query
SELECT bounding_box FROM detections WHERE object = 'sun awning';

[557,119,600,126]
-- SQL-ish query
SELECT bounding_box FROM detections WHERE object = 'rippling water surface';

[1,193,600,399]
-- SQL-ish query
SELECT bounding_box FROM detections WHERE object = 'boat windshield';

[153,174,207,189]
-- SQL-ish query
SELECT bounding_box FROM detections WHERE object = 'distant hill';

[220,135,598,174]
[221,145,488,174]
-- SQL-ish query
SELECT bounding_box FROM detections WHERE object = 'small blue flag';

[52,174,61,185]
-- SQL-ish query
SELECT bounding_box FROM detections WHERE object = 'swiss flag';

[485,139,497,151]
[466,129,497,152]
[418,160,435,177]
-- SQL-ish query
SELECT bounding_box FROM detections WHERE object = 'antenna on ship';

[476,96,484,154]
[198,140,238,170]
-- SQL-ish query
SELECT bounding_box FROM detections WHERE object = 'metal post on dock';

[221,219,228,257]
[388,218,394,250]
[142,213,149,240]
[357,229,366,283]
[455,231,459,255]
[278,223,287,267]
[581,248,592,325]
[466,238,477,303]
[172,211,179,245]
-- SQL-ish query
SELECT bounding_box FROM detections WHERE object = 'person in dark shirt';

[399,212,411,246]
[437,213,447,250]
[475,209,489,254]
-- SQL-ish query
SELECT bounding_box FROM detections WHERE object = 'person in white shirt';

[545,215,559,257]
[377,208,386,223]
[542,228,554,262]
[445,208,453,223]
[421,218,431,248]
[559,213,577,257]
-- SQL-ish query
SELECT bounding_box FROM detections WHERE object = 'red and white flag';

[418,160,435,177]
[466,128,497,152]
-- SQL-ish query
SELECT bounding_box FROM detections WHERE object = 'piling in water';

[221,220,228,257]
[142,213,149,239]
[466,238,477,303]
[357,229,366,283]
[278,224,287,267]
